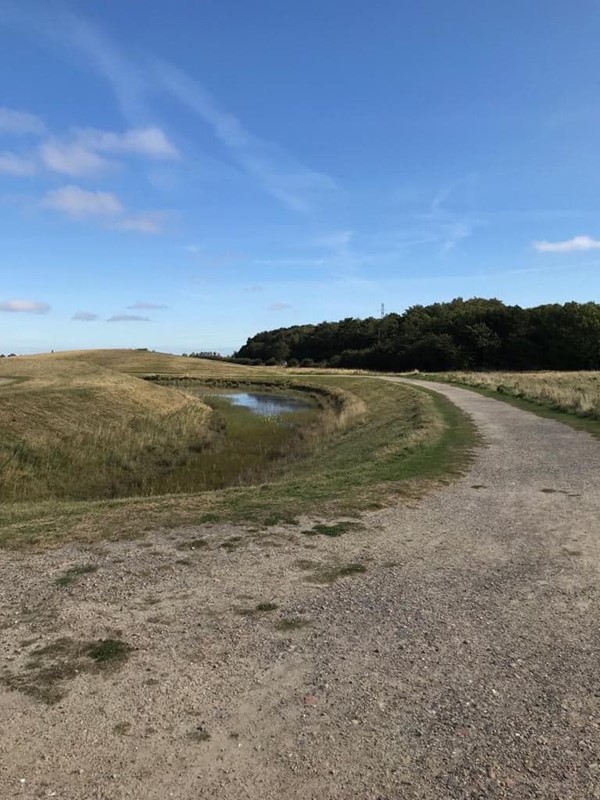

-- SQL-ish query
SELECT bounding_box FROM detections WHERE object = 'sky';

[1,0,600,355]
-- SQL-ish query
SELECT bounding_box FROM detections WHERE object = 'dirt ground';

[1,378,599,800]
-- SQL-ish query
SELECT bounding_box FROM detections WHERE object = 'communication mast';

[378,302,385,344]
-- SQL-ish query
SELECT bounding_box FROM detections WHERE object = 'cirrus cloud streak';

[107,314,150,322]
[72,311,99,321]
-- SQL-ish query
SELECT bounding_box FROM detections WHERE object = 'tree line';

[232,298,600,371]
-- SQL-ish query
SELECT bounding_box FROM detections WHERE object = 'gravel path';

[1,378,599,799]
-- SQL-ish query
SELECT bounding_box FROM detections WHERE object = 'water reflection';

[209,392,311,417]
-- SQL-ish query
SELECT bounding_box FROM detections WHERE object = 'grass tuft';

[305,562,368,584]
[86,638,133,664]
[54,564,97,586]
[275,616,311,632]
[302,521,364,537]
[1,636,132,704]
[176,537,209,550]
[188,729,211,742]
[237,601,279,616]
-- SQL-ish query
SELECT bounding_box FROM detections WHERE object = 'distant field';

[34,348,256,377]
[417,371,600,420]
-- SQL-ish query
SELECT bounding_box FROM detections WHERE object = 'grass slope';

[0,356,214,501]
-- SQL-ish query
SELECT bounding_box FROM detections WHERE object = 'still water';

[208,391,312,417]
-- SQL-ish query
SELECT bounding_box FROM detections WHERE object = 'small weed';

[87,638,133,665]
[54,564,97,587]
[302,520,364,537]
[256,601,278,612]
[237,601,279,616]
[306,562,367,584]
[221,536,243,551]
[188,729,211,742]
[113,721,132,735]
[276,616,311,632]
[294,558,318,571]
[176,537,208,551]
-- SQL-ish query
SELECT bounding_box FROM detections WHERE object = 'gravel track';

[1,378,599,799]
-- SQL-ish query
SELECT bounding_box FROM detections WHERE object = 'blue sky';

[1,1,600,354]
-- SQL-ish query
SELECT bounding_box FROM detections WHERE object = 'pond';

[206,391,313,417]
[132,381,323,496]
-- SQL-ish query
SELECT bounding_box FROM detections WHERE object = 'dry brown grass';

[0,356,214,500]
[425,371,600,419]
[32,348,256,377]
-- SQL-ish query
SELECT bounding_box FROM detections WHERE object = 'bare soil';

[1,378,599,799]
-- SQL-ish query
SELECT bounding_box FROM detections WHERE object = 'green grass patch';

[86,638,132,664]
[1,636,132,704]
[302,520,364,537]
[306,562,368,584]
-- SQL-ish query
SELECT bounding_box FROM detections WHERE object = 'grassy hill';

[0,356,215,501]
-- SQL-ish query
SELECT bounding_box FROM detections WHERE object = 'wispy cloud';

[313,230,353,250]
[39,127,178,177]
[0,106,45,135]
[107,314,150,322]
[78,127,178,158]
[42,185,169,233]
[533,235,600,253]
[52,9,149,124]
[127,301,168,309]
[114,212,170,234]
[244,285,264,293]
[43,185,123,218]
[5,7,333,213]
[442,222,472,254]
[0,299,50,313]
[424,179,477,255]
[72,311,98,321]
[40,139,113,177]
[155,62,336,212]
[269,302,292,311]
[0,151,36,176]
